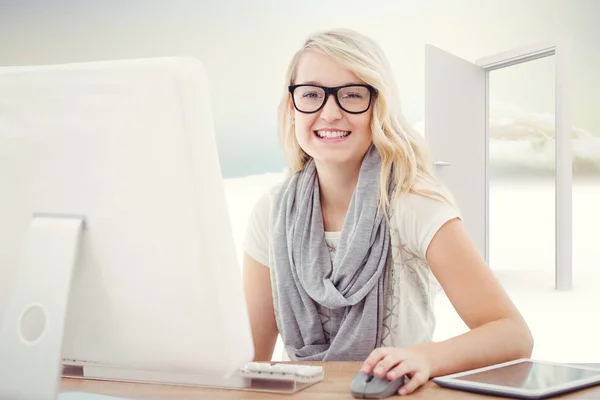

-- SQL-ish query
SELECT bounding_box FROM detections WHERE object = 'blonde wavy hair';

[277,28,457,215]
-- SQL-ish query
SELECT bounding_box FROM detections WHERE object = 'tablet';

[432,359,600,399]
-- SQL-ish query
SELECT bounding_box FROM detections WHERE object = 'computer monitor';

[0,57,255,399]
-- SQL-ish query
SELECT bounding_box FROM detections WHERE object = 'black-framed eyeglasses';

[288,84,376,114]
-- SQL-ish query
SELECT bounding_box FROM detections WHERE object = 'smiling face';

[290,50,374,167]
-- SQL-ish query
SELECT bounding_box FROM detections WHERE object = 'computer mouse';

[350,370,407,399]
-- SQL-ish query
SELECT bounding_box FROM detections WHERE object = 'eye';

[344,92,364,99]
[302,91,321,99]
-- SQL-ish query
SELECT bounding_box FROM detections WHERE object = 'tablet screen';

[454,361,600,390]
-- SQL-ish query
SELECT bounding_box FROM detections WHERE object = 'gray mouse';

[350,370,407,399]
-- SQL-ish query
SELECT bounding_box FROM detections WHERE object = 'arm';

[412,217,534,377]
[362,194,533,395]
[242,252,279,361]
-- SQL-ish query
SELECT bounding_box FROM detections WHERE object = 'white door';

[424,44,488,262]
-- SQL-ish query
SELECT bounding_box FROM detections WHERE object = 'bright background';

[2,0,598,362]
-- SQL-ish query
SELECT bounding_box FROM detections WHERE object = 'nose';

[319,94,343,122]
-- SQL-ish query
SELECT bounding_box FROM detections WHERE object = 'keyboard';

[240,362,324,383]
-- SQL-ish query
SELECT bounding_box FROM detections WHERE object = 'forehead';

[295,50,364,86]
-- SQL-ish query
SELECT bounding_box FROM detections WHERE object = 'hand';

[362,347,432,396]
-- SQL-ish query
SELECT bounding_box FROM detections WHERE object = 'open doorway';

[487,56,556,291]
[424,38,572,291]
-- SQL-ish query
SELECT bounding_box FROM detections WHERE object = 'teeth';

[316,130,350,138]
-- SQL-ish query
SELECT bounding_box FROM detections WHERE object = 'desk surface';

[61,362,600,399]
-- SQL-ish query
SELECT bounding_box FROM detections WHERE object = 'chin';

[298,134,371,167]
[309,148,365,167]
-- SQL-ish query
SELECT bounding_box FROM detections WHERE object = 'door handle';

[434,161,451,167]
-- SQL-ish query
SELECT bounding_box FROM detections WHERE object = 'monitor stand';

[0,214,85,400]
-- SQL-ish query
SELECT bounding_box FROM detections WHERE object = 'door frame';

[474,37,572,290]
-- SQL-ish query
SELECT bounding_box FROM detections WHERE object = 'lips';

[313,129,351,139]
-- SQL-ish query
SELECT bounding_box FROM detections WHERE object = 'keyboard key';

[295,366,323,378]
[240,362,324,381]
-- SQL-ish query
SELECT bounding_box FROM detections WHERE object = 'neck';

[315,160,361,221]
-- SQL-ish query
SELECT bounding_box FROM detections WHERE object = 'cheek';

[294,116,317,141]
[350,114,372,137]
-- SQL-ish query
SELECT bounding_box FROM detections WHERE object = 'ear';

[287,96,297,124]
[288,94,295,115]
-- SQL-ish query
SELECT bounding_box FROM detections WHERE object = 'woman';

[242,28,533,396]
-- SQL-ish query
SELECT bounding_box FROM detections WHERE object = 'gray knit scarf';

[271,145,390,361]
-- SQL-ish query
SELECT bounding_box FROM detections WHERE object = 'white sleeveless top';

[243,181,460,357]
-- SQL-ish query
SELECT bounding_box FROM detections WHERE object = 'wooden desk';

[61,362,600,399]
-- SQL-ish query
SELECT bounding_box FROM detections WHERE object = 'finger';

[398,371,428,396]
[362,348,389,373]
[373,354,404,377]
[386,360,413,381]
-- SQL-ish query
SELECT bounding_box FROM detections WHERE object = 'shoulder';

[251,180,285,219]
[390,179,461,261]
[243,179,285,267]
